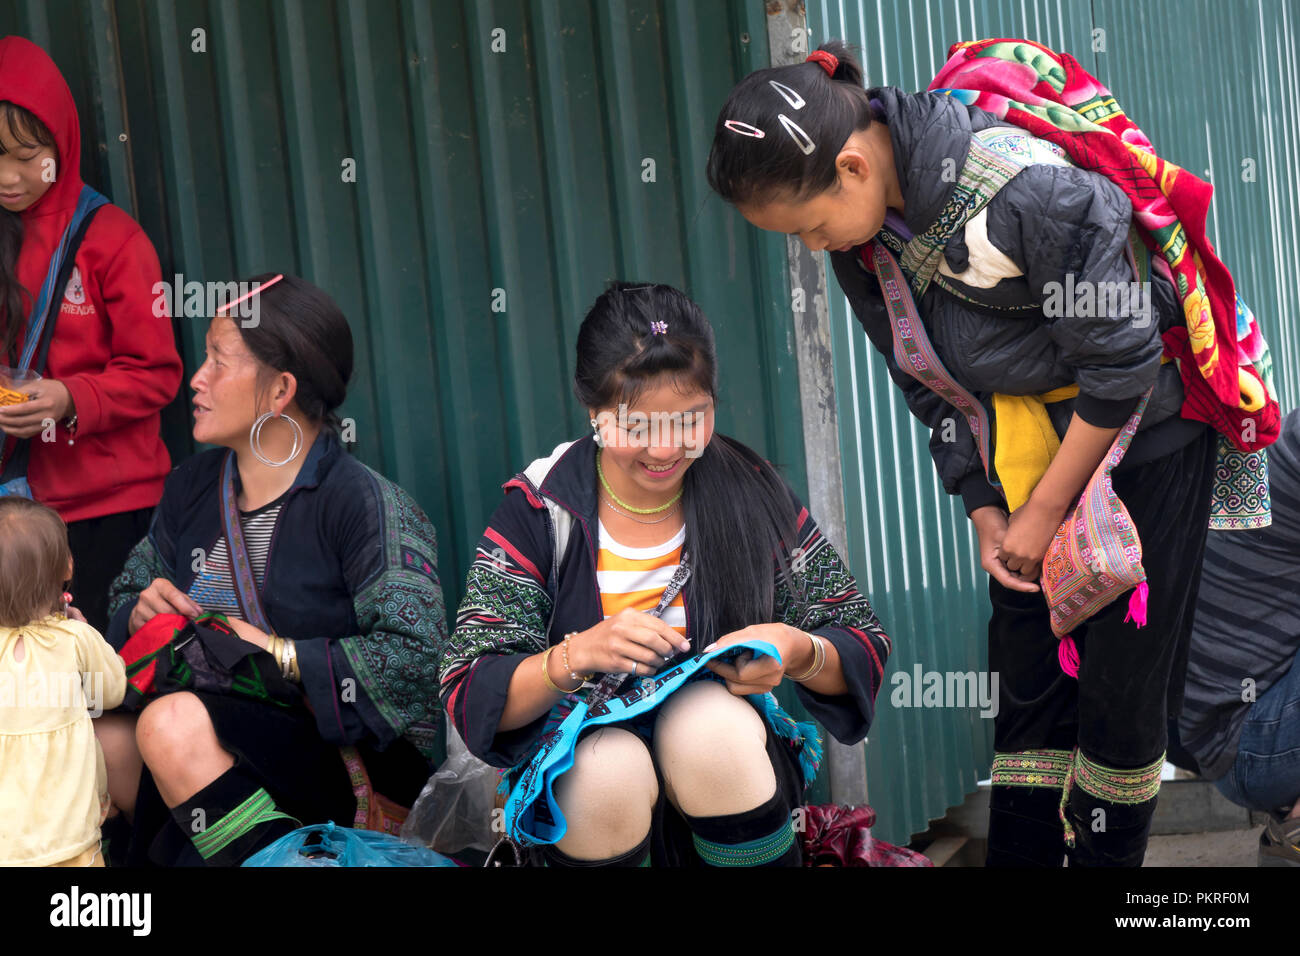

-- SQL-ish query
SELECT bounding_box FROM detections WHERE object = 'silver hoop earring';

[250,411,304,467]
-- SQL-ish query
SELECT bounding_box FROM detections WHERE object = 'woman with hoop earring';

[93,273,448,866]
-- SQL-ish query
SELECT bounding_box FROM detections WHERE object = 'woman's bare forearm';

[1027,412,1122,515]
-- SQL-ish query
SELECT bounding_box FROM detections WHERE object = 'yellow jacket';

[0,615,126,866]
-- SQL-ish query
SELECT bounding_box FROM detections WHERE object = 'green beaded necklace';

[596,449,684,515]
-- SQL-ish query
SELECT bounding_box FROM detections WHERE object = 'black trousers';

[986,426,1218,865]
[67,506,153,635]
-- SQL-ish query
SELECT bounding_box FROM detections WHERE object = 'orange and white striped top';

[595,520,687,635]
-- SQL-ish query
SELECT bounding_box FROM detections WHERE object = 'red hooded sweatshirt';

[0,36,182,523]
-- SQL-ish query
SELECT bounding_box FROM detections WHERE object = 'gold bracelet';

[541,646,581,694]
[806,635,828,681]
[788,633,825,682]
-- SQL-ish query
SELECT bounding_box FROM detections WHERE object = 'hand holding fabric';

[704,623,810,695]
[127,577,202,635]
[224,616,272,651]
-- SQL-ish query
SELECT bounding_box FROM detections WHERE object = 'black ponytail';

[575,282,800,648]
[706,40,874,207]
[0,102,56,364]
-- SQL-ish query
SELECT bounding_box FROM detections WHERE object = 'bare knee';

[554,727,658,860]
[137,692,209,765]
[136,693,232,803]
[653,680,775,816]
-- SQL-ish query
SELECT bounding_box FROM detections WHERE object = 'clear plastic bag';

[399,724,503,855]
[242,821,459,867]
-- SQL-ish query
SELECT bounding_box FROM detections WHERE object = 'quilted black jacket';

[829,86,1206,515]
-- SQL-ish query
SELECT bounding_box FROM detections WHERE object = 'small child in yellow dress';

[0,497,126,866]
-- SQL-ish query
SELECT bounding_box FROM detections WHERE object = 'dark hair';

[706,40,872,207]
[0,497,71,627]
[231,273,353,430]
[575,281,800,647]
[0,102,57,364]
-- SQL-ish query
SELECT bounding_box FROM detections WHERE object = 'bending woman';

[706,41,1219,866]
[441,282,891,867]
[98,274,446,865]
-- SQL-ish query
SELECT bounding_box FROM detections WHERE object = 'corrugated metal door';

[808,0,1300,843]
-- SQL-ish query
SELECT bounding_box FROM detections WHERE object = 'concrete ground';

[915,774,1279,867]
[1143,828,1262,866]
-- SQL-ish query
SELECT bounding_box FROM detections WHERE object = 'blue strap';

[18,184,109,372]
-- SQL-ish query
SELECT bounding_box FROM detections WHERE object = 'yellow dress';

[0,615,126,866]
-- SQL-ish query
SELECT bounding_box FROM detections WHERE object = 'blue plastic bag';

[243,821,461,868]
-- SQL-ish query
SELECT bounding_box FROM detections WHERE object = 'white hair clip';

[778,114,815,155]
[768,80,806,110]
[723,119,766,139]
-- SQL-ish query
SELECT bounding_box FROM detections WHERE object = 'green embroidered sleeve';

[439,483,557,766]
[105,532,171,649]
[773,503,892,745]
[296,466,449,760]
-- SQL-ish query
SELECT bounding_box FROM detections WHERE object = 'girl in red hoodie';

[0,36,182,633]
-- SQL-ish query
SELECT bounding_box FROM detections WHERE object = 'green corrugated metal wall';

[809,0,1300,842]
[0,0,830,796]
[3,0,1297,845]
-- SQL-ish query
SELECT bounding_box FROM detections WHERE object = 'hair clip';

[650,321,668,335]
[216,273,285,317]
[723,120,765,139]
[768,80,806,110]
[806,50,839,77]
[778,114,815,155]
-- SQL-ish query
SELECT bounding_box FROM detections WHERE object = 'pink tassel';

[1124,581,1150,629]
[1058,635,1080,679]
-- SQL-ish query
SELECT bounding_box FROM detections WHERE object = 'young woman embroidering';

[440,282,891,867]
[705,39,1277,867]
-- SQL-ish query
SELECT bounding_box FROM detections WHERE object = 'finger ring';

[630,661,638,676]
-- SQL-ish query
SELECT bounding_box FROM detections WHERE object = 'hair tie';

[806,50,838,77]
